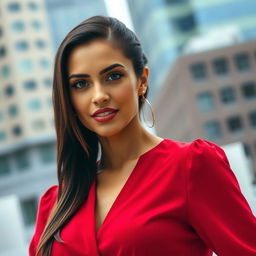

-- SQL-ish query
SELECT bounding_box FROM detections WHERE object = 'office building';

[127,0,256,99]
[44,0,107,50]
[0,0,108,245]
[153,40,256,181]
[0,0,57,242]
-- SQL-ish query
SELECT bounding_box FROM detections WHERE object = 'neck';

[97,116,161,171]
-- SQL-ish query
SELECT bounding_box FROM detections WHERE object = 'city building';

[0,0,57,244]
[127,0,256,100]
[153,40,256,181]
[0,0,108,248]
[44,0,107,50]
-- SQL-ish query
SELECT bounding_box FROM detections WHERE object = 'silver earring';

[141,93,155,128]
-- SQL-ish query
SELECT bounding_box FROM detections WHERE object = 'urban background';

[0,0,256,255]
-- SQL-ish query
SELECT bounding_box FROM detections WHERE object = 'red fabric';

[29,138,256,256]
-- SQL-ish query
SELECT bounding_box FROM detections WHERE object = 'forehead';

[67,40,132,75]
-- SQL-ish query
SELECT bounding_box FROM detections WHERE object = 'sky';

[104,0,134,30]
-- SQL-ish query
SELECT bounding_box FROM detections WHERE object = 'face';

[67,39,148,138]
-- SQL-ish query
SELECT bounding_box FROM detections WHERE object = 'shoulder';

[187,138,230,167]
[163,138,227,159]
[40,185,58,203]
[163,138,231,173]
[38,185,59,220]
[29,185,58,255]
[184,139,237,187]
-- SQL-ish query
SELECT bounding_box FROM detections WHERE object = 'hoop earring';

[141,94,155,128]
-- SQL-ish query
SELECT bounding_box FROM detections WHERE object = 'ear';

[137,66,149,96]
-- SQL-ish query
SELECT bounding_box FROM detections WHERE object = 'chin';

[80,116,135,138]
[94,127,124,138]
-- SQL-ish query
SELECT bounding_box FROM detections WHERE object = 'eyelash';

[71,72,124,89]
[108,72,124,81]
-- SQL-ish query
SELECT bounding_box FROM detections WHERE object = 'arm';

[28,185,58,256]
[186,139,256,255]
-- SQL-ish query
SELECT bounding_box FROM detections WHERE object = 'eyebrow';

[68,63,125,80]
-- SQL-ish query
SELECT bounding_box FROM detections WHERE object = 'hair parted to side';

[35,15,149,256]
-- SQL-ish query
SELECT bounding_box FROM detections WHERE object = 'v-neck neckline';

[93,138,166,237]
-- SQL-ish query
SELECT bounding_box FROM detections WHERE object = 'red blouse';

[29,138,256,256]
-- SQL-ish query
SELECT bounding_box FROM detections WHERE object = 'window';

[0,131,6,141]
[12,125,22,136]
[23,80,37,90]
[165,0,188,4]
[242,143,251,157]
[1,65,11,78]
[173,13,196,32]
[40,58,51,69]
[38,143,56,164]
[5,85,14,97]
[8,105,18,117]
[234,53,251,72]
[18,59,33,73]
[15,41,29,51]
[15,149,30,170]
[11,21,25,32]
[241,81,256,100]
[28,2,39,10]
[31,20,43,31]
[43,77,52,87]
[0,46,6,58]
[20,197,37,226]
[196,91,215,112]
[190,62,208,81]
[27,99,41,111]
[0,156,11,175]
[248,110,256,129]
[0,27,3,37]
[35,39,46,49]
[7,2,21,12]
[203,120,222,139]
[0,112,3,121]
[227,115,243,133]
[219,87,236,105]
[212,57,229,77]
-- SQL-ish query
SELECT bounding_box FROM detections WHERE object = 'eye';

[107,72,124,81]
[71,80,89,89]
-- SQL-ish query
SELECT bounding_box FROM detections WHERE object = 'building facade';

[44,0,107,50]
[0,0,57,244]
[0,0,108,247]
[153,40,256,181]
[127,0,256,99]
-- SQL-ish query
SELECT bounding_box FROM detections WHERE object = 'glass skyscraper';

[44,0,107,51]
[127,0,256,100]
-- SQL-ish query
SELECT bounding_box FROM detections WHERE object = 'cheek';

[70,93,89,114]
[117,82,138,104]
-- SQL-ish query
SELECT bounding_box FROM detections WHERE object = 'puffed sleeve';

[29,185,58,256]
[186,139,256,255]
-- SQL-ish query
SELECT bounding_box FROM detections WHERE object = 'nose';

[91,83,110,106]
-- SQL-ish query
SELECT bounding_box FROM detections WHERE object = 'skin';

[68,39,163,231]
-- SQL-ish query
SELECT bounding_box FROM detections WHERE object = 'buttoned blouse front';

[29,139,256,256]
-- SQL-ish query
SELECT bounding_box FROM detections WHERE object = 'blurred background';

[0,0,256,255]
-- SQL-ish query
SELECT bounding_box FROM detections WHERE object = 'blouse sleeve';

[186,139,256,255]
[29,185,58,256]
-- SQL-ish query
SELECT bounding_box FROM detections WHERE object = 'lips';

[91,107,119,123]
[92,108,118,117]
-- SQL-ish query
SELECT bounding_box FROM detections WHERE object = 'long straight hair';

[36,15,148,256]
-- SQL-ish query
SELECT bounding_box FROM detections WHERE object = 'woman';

[29,16,256,256]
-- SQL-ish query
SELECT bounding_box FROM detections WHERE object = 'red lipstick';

[92,108,119,123]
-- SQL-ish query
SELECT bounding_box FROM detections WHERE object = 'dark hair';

[36,15,148,256]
